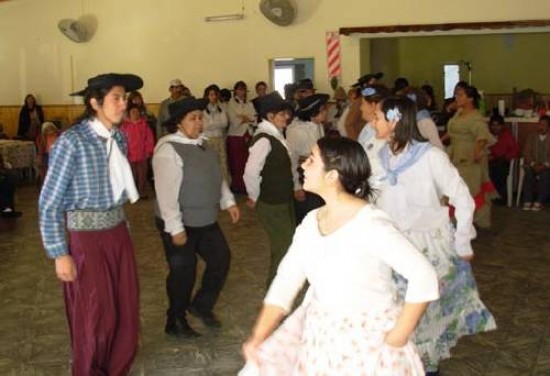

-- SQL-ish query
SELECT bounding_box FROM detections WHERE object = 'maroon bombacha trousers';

[64,222,139,375]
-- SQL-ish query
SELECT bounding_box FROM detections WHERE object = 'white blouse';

[264,205,439,314]
[226,98,257,137]
[202,104,229,138]
[375,146,476,256]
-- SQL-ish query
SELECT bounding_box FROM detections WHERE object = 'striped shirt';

[38,119,128,259]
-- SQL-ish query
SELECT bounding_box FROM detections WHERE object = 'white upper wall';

[0,0,548,104]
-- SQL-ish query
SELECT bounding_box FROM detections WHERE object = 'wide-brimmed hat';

[162,97,208,128]
[296,78,315,92]
[352,72,384,88]
[258,92,294,119]
[297,93,330,118]
[70,73,143,96]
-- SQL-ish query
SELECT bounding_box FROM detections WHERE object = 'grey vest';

[170,142,222,227]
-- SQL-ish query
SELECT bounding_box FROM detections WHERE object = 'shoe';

[165,317,201,338]
[522,202,532,211]
[532,202,543,211]
[188,306,222,328]
[426,371,440,376]
[1,209,22,218]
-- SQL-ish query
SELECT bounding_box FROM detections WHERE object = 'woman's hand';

[172,231,187,246]
[227,205,240,223]
[242,336,263,364]
[55,255,77,282]
[460,254,474,262]
[246,198,256,209]
[383,328,408,348]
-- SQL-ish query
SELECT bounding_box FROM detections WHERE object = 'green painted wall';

[366,32,550,105]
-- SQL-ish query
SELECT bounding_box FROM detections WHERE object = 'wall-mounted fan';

[58,15,97,43]
[259,0,296,27]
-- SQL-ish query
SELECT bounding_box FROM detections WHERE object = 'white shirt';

[375,146,476,256]
[336,106,350,137]
[264,205,439,313]
[243,120,299,201]
[286,119,324,189]
[202,103,229,138]
[226,98,257,137]
[357,123,386,193]
[152,131,235,235]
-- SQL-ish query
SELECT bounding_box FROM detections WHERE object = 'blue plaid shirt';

[38,119,128,259]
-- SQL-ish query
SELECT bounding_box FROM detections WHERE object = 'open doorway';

[271,58,314,98]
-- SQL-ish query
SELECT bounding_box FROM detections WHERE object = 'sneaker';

[1,209,22,218]
[188,306,222,328]
[165,317,201,338]
[532,202,543,211]
[522,202,532,211]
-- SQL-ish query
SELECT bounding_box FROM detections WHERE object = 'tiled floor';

[0,185,549,375]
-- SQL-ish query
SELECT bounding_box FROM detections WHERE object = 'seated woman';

[521,115,550,211]
[0,154,22,218]
[487,114,519,205]
[241,137,439,375]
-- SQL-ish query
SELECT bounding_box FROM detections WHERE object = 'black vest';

[251,134,293,204]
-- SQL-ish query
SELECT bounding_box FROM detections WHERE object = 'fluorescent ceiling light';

[205,14,244,22]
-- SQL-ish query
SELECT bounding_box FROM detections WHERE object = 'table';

[0,140,36,170]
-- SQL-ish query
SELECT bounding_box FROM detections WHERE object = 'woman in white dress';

[371,96,496,375]
[241,137,439,375]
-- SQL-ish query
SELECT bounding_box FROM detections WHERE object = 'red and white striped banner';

[326,31,341,79]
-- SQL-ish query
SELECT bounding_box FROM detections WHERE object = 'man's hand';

[172,231,187,246]
[227,205,240,223]
[55,255,77,282]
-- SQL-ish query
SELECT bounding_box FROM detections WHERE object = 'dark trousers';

[523,166,550,204]
[65,222,139,376]
[0,171,15,210]
[488,159,510,201]
[156,219,230,318]
[294,192,325,225]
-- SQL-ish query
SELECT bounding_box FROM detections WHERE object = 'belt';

[67,207,125,231]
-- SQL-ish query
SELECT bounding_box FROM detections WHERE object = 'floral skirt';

[239,297,425,376]
[396,225,497,371]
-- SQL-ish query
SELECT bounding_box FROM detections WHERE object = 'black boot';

[188,306,222,328]
[165,316,201,338]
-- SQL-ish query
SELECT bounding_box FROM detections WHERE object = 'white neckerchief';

[90,118,139,204]
[256,120,290,153]
[539,134,547,142]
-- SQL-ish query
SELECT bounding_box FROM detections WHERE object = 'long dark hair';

[317,137,373,200]
[72,87,111,125]
[203,84,222,114]
[380,96,427,153]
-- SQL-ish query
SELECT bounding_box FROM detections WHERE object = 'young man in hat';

[153,97,240,337]
[39,73,143,375]
[244,92,299,286]
[156,78,188,140]
[286,93,330,224]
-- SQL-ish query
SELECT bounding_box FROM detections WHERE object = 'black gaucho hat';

[297,93,330,118]
[352,72,384,88]
[162,97,208,128]
[296,78,315,92]
[258,92,295,119]
[70,73,143,96]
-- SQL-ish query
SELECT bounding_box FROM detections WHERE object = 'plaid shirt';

[38,119,128,259]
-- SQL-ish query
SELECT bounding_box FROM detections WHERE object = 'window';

[273,66,295,98]
[443,64,460,99]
